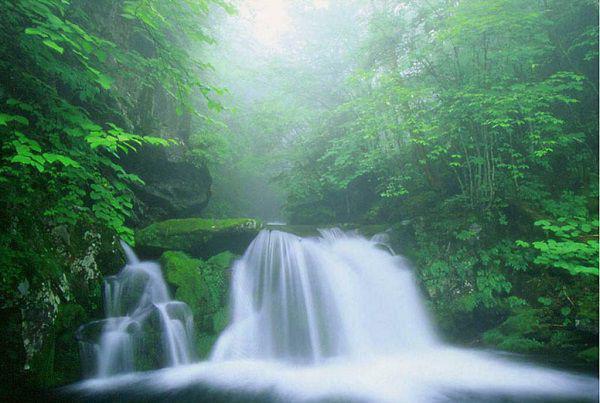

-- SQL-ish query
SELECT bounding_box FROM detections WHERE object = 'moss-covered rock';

[28,329,56,388]
[52,303,89,384]
[195,307,230,359]
[27,303,88,387]
[196,334,219,359]
[160,250,236,357]
[136,218,262,258]
[212,307,229,335]
[160,251,210,318]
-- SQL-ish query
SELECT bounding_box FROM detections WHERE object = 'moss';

[160,251,210,318]
[160,249,236,358]
[136,218,262,258]
[53,303,88,384]
[193,307,229,359]
[28,329,56,387]
[194,307,231,358]
[160,250,235,316]
[204,252,235,306]
[196,333,218,359]
[212,307,229,334]
[207,251,236,273]
[26,303,91,387]
[136,310,168,371]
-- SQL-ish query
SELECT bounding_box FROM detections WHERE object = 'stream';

[60,229,598,402]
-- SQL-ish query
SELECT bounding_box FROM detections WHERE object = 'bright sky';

[240,0,329,48]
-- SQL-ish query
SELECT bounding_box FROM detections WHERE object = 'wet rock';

[136,218,262,258]
[160,250,235,357]
[160,251,234,328]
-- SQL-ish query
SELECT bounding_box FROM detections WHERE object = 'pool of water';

[53,350,598,403]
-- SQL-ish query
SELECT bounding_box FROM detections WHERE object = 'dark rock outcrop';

[122,145,212,226]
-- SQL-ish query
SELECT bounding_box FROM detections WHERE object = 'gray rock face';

[122,144,212,226]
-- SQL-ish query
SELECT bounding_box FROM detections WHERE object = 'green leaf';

[42,153,81,168]
[42,40,64,54]
[96,73,113,90]
[0,113,29,126]
[24,27,48,38]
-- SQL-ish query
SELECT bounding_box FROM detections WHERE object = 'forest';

[0,0,598,401]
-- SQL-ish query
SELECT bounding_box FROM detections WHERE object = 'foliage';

[517,191,599,276]
[0,0,598,391]
[482,307,545,353]
[0,0,229,390]
[229,0,599,358]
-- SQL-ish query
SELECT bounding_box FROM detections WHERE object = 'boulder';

[159,251,211,319]
[122,144,212,226]
[160,250,236,358]
[136,218,262,259]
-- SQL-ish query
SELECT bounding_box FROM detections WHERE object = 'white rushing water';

[72,230,598,402]
[212,229,435,362]
[77,242,195,377]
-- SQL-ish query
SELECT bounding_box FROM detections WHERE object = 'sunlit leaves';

[274,0,599,339]
[517,192,599,276]
[42,153,80,168]
[41,39,64,54]
[0,0,230,250]
[0,113,29,126]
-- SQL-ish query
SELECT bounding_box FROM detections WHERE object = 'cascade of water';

[120,240,139,265]
[370,231,396,254]
[71,229,597,403]
[95,317,136,377]
[211,229,436,363]
[156,301,194,366]
[77,243,195,378]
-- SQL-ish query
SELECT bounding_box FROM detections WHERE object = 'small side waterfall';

[77,242,195,378]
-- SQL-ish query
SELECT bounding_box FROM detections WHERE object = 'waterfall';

[77,242,195,378]
[211,229,435,362]
[70,229,598,403]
